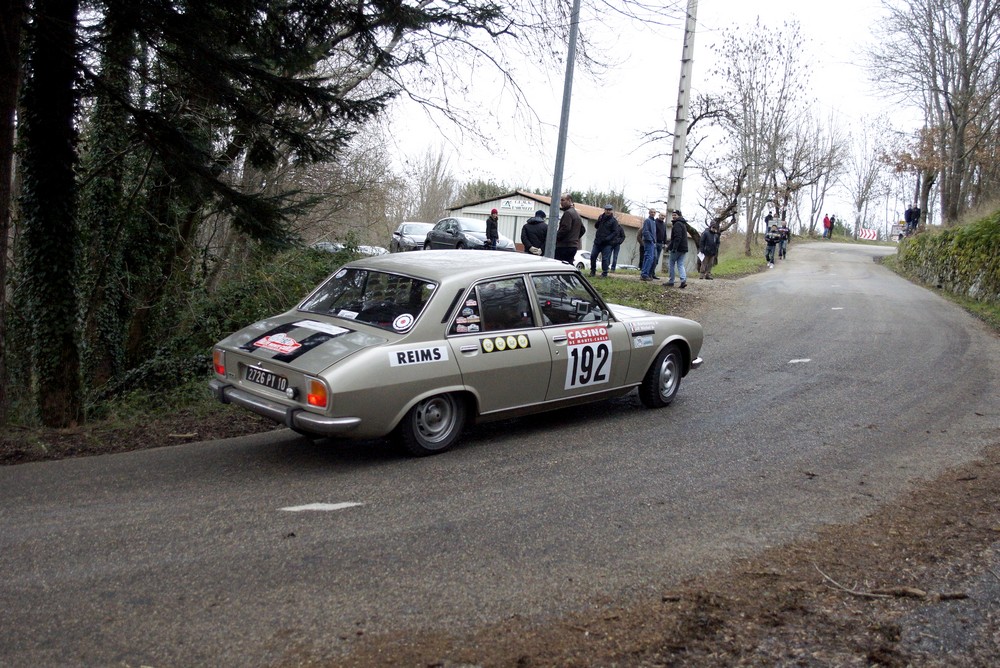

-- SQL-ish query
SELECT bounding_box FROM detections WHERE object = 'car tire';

[424,241,432,250]
[575,262,584,269]
[395,393,467,456]
[638,343,681,408]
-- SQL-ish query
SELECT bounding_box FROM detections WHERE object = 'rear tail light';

[213,349,225,375]
[306,378,328,408]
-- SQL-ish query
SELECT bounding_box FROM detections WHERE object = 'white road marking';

[789,359,812,364]
[280,502,364,512]
[831,307,844,310]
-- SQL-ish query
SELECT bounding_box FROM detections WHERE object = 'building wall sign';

[500,199,534,211]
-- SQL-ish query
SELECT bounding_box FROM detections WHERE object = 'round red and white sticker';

[393,313,415,331]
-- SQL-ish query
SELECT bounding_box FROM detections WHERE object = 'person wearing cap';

[485,208,500,250]
[555,193,583,263]
[589,204,622,278]
[520,210,548,255]
[666,209,688,288]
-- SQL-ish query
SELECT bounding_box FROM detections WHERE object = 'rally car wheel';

[638,343,681,408]
[395,393,466,456]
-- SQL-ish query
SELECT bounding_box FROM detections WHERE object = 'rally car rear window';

[299,268,436,333]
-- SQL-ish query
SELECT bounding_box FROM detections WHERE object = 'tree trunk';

[0,0,26,424]
[79,4,137,392]
[19,0,83,427]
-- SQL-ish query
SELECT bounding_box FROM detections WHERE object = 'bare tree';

[406,147,459,223]
[841,116,892,236]
[869,0,1000,224]
[802,114,847,236]
[707,19,812,255]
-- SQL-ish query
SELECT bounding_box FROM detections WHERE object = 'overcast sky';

[388,0,920,221]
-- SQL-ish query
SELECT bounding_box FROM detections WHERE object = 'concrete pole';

[662,0,698,275]
[544,0,582,258]
[665,0,698,214]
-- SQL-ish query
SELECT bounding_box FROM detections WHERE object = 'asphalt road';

[2,242,998,667]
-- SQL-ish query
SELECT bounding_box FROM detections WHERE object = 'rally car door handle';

[459,344,479,353]
[551,335,568,343]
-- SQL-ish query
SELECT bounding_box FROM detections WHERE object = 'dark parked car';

[423,216,516,251]
[390,221,434,252]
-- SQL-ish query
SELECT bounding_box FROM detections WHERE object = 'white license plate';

[244,365,288,392]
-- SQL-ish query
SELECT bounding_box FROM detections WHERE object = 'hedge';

[896,211,1000,304]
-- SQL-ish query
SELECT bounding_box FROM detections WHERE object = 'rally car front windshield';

[299,268,436,332]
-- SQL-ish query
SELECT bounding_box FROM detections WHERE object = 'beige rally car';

[210,251,704,455]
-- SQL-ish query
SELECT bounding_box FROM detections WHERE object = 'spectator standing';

[589,203,621,277]
[636,226,645,269]
[666,210,689,288]
[640,208,659,281]
[776,219,791,259]
[822,214,831,238]
[911,205,921,233]
[904,205,915,235]
[829,214,837,237]
[652,213,667,279]
[764,211,774,230]
[555,193,583,263]
[610,218,626,272]
[698,221,721,279]
[520,209,547,255]
[485,208,499,250]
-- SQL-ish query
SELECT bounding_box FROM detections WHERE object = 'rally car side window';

[449,276,535,334]
[531,273,604,326]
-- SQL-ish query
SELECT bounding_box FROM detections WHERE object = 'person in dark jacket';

[589,204,622,277]
[776,220,790,259]
[652,213,668,279]
[485,208,500,250]
[520,210,548,255]
[764,224,781,266]
[698,221,721,279]
[640,208,659,281]
[555,193,583,263]
[666,210,688,288]
[610,220,626,272]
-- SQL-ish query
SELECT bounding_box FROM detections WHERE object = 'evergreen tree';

[18,0,84,426]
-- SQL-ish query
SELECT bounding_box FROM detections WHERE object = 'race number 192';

[565,342,611,388]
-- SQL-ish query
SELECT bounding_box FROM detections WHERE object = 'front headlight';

[465,234,485,247]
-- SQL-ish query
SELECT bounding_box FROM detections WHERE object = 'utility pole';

[665,0,698,215]
[544,0,582,258]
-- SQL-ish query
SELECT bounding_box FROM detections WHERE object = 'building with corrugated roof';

[447,191,645,267]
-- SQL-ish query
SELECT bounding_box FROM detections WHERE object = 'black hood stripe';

[270,332,336,363]
[242,321,354,363]
[241,323,299,353]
